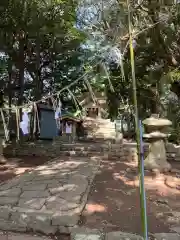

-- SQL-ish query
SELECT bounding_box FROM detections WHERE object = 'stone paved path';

[70,228,180,240]
[0,155,101,235]
[0,232,51,240]
[0,230,180,240]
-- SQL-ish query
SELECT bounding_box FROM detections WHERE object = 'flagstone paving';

[0,156,101,235]
[1,230,180,240]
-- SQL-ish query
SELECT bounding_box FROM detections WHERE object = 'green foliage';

[94,0,180,123]
[1,0,180,145]
[168,69,180,82]
[166,98,180,143]
[0,0,88,105]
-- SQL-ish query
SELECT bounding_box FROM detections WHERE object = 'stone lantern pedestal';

[143,116,172,172]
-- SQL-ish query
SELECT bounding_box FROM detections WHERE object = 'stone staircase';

[58,141,124,159]
[83,117,116,140]
[3,118,121,158]
[59,142,108,157]
[3,139,124,158]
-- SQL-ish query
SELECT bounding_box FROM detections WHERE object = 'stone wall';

[3,139,180,162]
[123,142,180,162]
[3,139,123,158]
[3,141,58,157]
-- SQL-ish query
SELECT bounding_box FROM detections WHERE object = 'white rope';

[0,109,9,142]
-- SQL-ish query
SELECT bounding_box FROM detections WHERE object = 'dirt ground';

[81,156,180,235]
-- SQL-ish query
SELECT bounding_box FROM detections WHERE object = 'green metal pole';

[127,1,148,239]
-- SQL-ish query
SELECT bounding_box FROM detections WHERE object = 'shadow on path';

[81,156,180,235]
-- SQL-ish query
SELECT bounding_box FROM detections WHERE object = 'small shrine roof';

[61,110,81,122]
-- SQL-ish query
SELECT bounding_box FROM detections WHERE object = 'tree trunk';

[148,0,177,67]
[18,37,25,119]
[16,34,25,141]
[34,36,41,100]
[8,56,12,110]
[30,36,41,140]
[7,55,13,141]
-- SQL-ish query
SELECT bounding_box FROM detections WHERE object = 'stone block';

[36,179,59,185]
[52,211,80,226]
[47,181,61,188]
[0,197,19,206]
[0,188,21,197]
[46,197,79,211]
[153,233,180,240]
[0,219,26,232]
[58,225,70,234]
[8,233,50,240]
[10,211,28,227]
[22,184,47,191]
[75,167,94,178]
[59,193,82,203]
[10,209,54,234]
[171,227,180,234]
[72,234,103,240]
[32,173,55,181]
[70,227,102,236]
[15,173,35,183]
[0,206,12,220]
[27,222,58,235]
[105,232,143,240]
[18,198,46,210]
[11,209,52,223]
[20,190,50,198]
[0,233,7,240]
[48,185,67,195]
[68,175,88,186]
[0,179,20,190]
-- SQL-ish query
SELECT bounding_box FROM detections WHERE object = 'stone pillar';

[143,116,172,172]
[0,120,7,163]
[72,123,76,143]
[97,107,101,118]
[115,119,123,143]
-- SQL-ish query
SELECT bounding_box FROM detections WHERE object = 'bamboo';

[127,0,148,239]
[139,120,148,240]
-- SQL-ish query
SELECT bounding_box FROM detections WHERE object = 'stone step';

[95,129,115,131]
[60,143,107,147]
[90,132,115,135]
[71,230,180,240]
[60,142,122,149]
[60,145,122,152]
[86,128,115,131]
[71,233,180,240]
[60,146,106,151]
[2,231,180,240]
[59,150,103,157]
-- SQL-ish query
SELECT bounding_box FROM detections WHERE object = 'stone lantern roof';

[143,117,172,127]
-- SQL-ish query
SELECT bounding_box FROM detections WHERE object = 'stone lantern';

[143,116,172,172]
